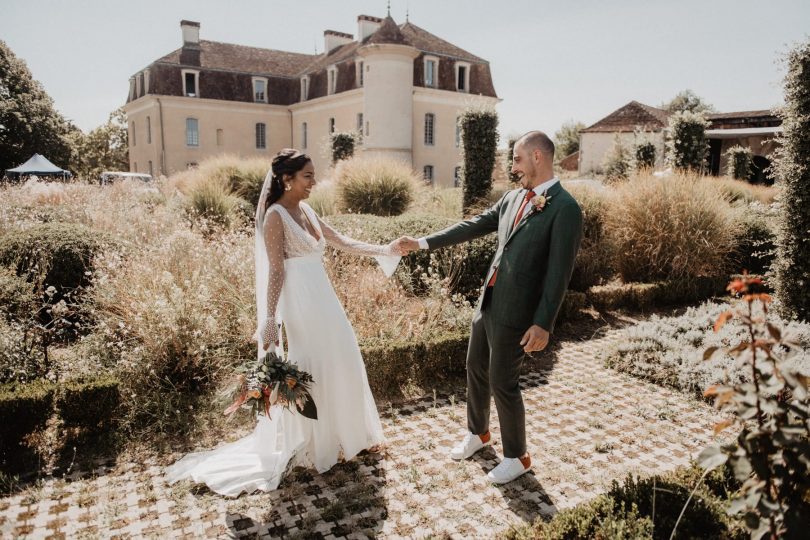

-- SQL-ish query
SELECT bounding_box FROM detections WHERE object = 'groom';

[396,131,583,484]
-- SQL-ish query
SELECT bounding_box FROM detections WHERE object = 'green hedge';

[0,376,120,457]
[0,222,110,292]
[503,464,743,540]
[57,376,120,431]
[460,108,499,212]
[361,332,469,396]
[0,266,36,322]
[587,277,727,311]
[732,210,776,275]
[0,380,54,457]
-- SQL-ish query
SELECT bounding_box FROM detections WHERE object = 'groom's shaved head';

[517,131,555,161]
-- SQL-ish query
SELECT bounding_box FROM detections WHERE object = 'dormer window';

[356,60,364,87]
[328,66,338,95]
[300,76,310,101]
[424,56,439,88]
[135,73,142,97]
[252,77,268,103]
[182,69,200,98]
[455,62,470,93]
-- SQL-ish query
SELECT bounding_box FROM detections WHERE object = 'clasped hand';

[389,236,419,256]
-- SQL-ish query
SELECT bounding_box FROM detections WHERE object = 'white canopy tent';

[4,154,71,181]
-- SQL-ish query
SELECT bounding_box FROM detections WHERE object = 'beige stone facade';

[123,16,499,185]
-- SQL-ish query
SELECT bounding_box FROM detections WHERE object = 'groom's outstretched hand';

[520,325,549,353]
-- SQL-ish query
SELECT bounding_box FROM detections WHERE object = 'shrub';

[731,207,776,275]
[726,145,752,180]
[460,107,499,213]
[712,177,777,206]
[565,185,613,290]
[0,380,54,458]
[605,171,737,282]
[56,375,119,431]
[603,135,631,183]
[307,182,339,217]
[0,222,109,292]
[186,177,250,228]
[773,38,810,321]
[602,300,810,398]
[168,155,271,211]
[667,110,709,172]
[506,135,519,183]
[334,157,421,216]
[0,319,41,384]
[634,140,656,169]
[411,187,463,219]
[331,131,356,163]
[0,266,36,321]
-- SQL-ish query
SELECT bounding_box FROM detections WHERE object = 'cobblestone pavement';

[1,330,725,539]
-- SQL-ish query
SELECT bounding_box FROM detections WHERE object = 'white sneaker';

[450,431,490,460]
[487,456,531,484]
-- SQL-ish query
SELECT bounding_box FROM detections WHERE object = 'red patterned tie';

[487,190,534,287]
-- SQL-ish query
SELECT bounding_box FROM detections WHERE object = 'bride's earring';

[285,183,292,191]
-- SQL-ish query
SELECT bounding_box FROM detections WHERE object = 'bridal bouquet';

[224,351,318,420]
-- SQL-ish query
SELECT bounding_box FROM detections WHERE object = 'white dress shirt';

[417,177,559,250]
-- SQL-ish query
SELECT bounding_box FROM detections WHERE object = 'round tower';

[356,16,419,164]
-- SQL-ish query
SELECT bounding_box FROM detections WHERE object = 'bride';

[166,149,402,497]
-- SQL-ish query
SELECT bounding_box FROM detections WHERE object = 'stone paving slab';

[0,330,725,539]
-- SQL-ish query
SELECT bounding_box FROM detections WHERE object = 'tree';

[773,39,810,321]
[72,108,129,180]
[667,111,709,172]
[330,132,356,164]
[459,107,499,214]
[661,89,716,114]
[0,40,78,174]
[554,120,585,159]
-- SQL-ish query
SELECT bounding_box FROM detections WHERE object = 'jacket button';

[504,246,510,252]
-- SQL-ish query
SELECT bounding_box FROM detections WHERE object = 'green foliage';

[661,89,716,114]
[699,277,810,539]
[0,39,78,175]
[726,145,753,181]
[334,157,419,216]
[773,38,810,322]
[331,131,357,163]
[460,107,499,213]
[554,120,585,159]
[0,266,36,321]
[566,186,612,291]
[506,136,519,183]
[70,108,129,181]
[603,135,631,183]
[0,318,40,384]
[667,111,709,172]
[634,141,656,169]
[0,222,108,292]
[0,380,54,457]
[732,208,776,275]
[56,376,120,431]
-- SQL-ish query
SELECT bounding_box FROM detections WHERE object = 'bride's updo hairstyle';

[266,148,312,209]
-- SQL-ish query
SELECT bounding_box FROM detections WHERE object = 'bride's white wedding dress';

[165,202,398,497]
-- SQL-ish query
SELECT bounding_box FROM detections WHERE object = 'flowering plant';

[530,190,552,213]
[224,351,317,420]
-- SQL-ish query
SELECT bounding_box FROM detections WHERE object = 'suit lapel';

[505,189,526,237]
[505,182,564,245]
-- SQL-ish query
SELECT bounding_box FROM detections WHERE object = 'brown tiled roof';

[298,42,361,76]
[706,110,774,120]
[364,16,411,46]
[581,101,671,133]
[155,40,317,77]
[400,22,485,63]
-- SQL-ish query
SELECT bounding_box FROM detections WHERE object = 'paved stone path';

[1,330,725,539]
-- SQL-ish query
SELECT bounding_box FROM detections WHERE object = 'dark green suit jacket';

[426,182,583,332]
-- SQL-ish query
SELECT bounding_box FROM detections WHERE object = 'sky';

[3,0,809,143]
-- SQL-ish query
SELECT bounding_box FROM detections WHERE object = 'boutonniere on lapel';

[529,190,552,214]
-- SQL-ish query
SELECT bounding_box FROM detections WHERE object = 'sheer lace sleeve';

[259,208,285,345]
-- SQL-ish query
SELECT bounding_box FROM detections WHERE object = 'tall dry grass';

[167,154,271,208]
[711,176,778,205]
[334,156,423,216]
[606,171,739,282]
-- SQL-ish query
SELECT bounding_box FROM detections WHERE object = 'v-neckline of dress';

[279,204,322,244]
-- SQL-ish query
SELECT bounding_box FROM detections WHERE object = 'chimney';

[357,15,383,41]
[324,30,353,54]
[180,20,200,47]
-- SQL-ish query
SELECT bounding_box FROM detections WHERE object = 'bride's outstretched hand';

[254,317,279,350]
